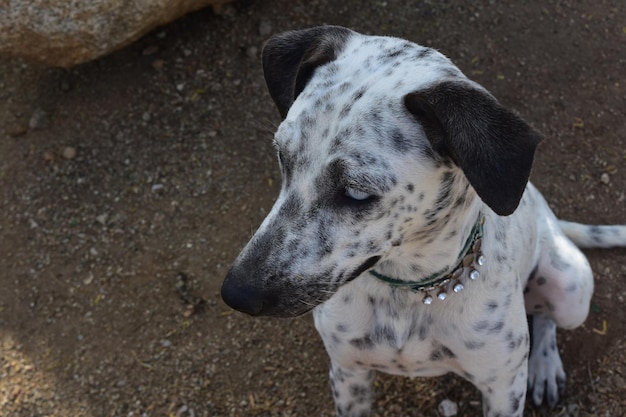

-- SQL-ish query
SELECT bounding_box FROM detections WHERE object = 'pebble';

[7,124,28,137]
[29,108,48,130]
[438,399,458,417]
[600,173,610,184]
[246,46,258,59]
[62,146,77,159]
[259,21,272,37]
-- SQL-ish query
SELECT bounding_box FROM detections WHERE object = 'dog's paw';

[527,343,566,407]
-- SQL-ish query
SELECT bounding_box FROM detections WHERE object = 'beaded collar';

[369,215,485,305]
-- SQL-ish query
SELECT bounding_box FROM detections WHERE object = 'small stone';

[259,21,272,37]
[160,339,172,347]
[600,173,610,184]
[246,46,258,59]
[7,124,28,137]
[62,146,77,159]
[43,151,55,161]
[151,183,165,193]
[29,108,48,130]
[96,214,108,225]
[142,111,151,121]
[438,399,458,417]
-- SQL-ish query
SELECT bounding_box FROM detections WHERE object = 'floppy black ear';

[404,81,542,216]
[262,26,353,118]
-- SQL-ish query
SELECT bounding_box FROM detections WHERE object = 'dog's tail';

[559,221,626,248]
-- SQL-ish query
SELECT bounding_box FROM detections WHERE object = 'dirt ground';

[1,0,625,416]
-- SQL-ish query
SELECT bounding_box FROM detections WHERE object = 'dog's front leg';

[477,364,527,417]
[329,361,375,417]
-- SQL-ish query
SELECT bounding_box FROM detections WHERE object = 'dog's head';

[221,26,541,317]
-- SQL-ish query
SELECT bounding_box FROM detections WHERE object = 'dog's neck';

[370,179,485,298]
[370,211,485,304]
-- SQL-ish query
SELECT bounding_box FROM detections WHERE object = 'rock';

[0,0,235,67]
[7,124,28,138]
[28,108,48,130]
[62,146,77,159]
[438,399,458,417]
[259,20,272,37]
[600,173,610,184]
[246,46,259,59]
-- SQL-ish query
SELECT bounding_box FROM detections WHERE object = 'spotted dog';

[221,26,626,417]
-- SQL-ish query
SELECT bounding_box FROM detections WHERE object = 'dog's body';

[221,26,626,416]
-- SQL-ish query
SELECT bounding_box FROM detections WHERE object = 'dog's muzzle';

[221,266,297,317]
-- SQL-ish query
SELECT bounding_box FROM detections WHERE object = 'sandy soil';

[1,1,625,416]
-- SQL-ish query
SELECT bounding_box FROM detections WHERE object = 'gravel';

[1,1,625,416]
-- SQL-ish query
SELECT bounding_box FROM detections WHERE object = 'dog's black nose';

[221,273,264,316]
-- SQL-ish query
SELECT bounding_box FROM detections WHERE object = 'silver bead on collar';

[369,215,485,305]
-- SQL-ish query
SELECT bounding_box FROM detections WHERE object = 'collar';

[369,215,485,305]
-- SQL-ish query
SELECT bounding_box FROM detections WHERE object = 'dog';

[221,26,626,417]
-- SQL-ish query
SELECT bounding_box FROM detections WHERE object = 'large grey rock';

[0,0,233,67]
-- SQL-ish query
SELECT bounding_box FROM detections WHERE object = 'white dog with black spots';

[221,26,626,417]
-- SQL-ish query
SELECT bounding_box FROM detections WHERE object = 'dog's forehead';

[277,34,458,141]
[275,34,462,157]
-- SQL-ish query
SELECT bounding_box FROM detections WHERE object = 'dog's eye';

[344,187,373,201]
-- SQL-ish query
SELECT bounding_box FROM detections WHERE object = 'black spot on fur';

[489,321,505,334]
[351,87,366,102]
[415,48,433,59]
[550,248,571,271]
[486,300,499,311]
[430,344,456,361]
[349,384,370,402]
[373,324,396,345]
[464,340,486,350]
[390,128,411,153]
[350,335,374,350]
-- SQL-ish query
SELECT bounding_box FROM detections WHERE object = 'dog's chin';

[257,298,323,318]
[268,304,317,318]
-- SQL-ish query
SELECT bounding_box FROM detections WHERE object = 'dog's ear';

[262,26,353,118]
[404,81,542,216]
